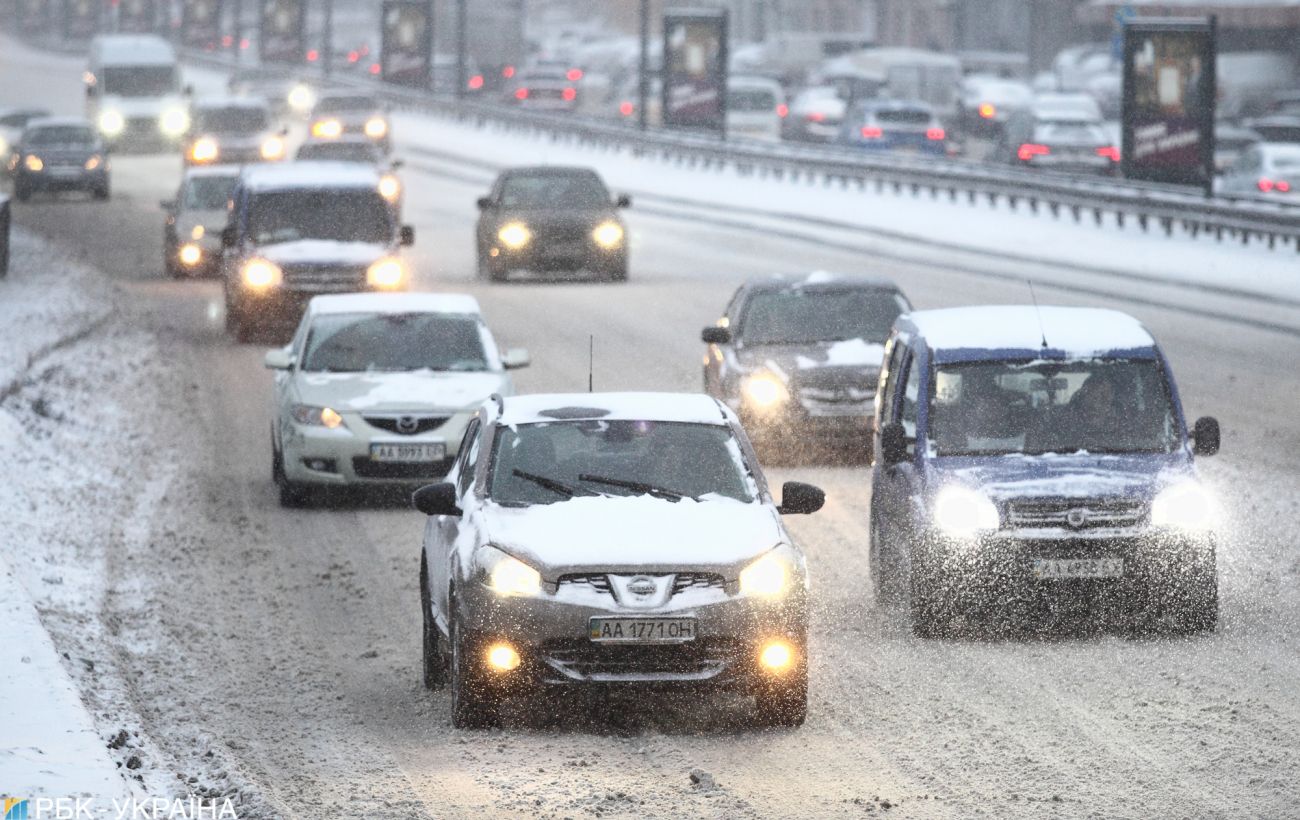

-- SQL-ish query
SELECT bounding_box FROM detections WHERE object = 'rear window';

[1035,121,1107,142]
[196,107,268,132]
[728,89,777,112]
[183,175,237,210]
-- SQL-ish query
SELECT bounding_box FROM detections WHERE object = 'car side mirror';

[412,482,461,517]
[263,347,294,370]
[615,194,631,208]
[399,225,415,246]
[475,196,493,210]
[501,347,530,370]
[221,225,237,247]
[701,326,731,344]
[159,198,176,211]
[1192,416,1220,456]
[880,422,909,465]
[778,481,825,515]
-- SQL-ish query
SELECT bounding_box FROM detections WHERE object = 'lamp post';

[638,0,650,130]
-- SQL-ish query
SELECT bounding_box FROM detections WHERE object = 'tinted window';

[489,421,756,506]
[499,173,610,208]
[301,312,489,373]
[195,107,268,132]
[101,65,176,97]
[25,126,96,146]
[728,89,777,111]
[247,190,391,244]
[295,142,382,163]
[315,96,375,113]
[183,175,237,210]
[739,289,907,346]
[1035,122,1108,142]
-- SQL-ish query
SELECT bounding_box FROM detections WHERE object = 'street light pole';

[322,0,333,78]
[456,0,468,99]
[638,0,649,130]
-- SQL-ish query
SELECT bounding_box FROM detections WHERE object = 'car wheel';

[869,512,904,606]
[753,655,808,728]
[421,555,447,690]
[92,183,110,201]
[449,597,499,729]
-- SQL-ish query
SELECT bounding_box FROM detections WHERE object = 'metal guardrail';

[198,50,1300,254]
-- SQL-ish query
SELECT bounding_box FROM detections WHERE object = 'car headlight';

[478,547,542,597]
[287,83,315,112]
[311,119,342,138]
[378,174,401,202]
[84,154,103,171]
[497,222,531,250]
[190,137,218,163]
[179,243,203,266]
[366,257,405,289]
[290,404,344,429]
[160,106,190,137]
[0,136,8,157]
[739,550,792,597]
[934,486,999,538]
[98,109,125,136]
[24,154,44,172]
[241,258,282,289]
[364,117,388,139]
[1151,482,1217,532]
[260,136,285,161]
[190,225,205,240]
[742,371,788,409]
[592,220,624,249]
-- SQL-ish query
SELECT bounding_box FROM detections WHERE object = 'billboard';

[181,0,223,49]
[381,0,433,89]
[62,0,98,40]
[117,0,156,33]
[1121,17,1216,191]
[259,0,305,64]
[662,9,728,134]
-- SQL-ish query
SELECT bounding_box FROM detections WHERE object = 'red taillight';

[515,87,529,100]
[978,103,996,119]
[1261,178,1292,193]
[562,87,577,101]
[347,50,359,63]
[861,126,883,139]
[566,68,583,82]
[1018,143,1050,161]
[926,127,946,141]
[468,75,484,90]
[369,63,381,75]
[1280,181,1293,193]
[776,103,788,118]
[1258,178,1274,192]
[305,49,319,62]
[221,34,232,47]
[503,65,515,79]
[807,112,825,123]
[1096,146,1121,162]
[619,101,634,116]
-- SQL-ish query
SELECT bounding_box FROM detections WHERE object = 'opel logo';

[396,416,419,434]
[1066,508,1089,529]
[627,577,656,597]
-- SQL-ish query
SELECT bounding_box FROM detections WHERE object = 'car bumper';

[230,281,406,327]
[281,411,471,486]
[491,241,625,273]
[738,397,874,445]
[18,168,107,190]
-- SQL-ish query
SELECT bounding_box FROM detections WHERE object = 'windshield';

[740,289,907,346]
[301,312,490,373]
[183,175,237,210]
[315,96,376,113]
[101,65,176,97]
[248,190,391,245]
[195,107,268,133]
[488,421,756,506]
[499,173,610,208]
[295,142,381,163]
[25,126,96,146]
[1036,121,1108,143]
[929,360,1178,457]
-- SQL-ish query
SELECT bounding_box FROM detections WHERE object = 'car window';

[1036,121,1107,142]
[247,190,391,245]
[900,353,922,454]
[183,175,237,210]
[739,289,906,346]
[100,65,176,97]
[301,312,491,373]
[24,126,96,146]
[728,88,776,112]
[878,337,906,424]
[195,107,268,132]
[488,421,756,506]
[456,420,482,496]
[498,173,610,208]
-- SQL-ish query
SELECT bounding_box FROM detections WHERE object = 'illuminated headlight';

[479,547,542,597]
[290,404,344,429]
[742,371,788,409]
[364,117,388,139]
[366,258,405,289]
[190,137,218,163]
[592,220,624,249]
[24,154,44,172]
[98,109,125,136]
[311,119,342,139]
[739,550,791,597]
[190,224,205,240]
[377,174,401,202]
[160,106,191,137]
[0,137,8,157]
[179,243,203,266]
[759,640,795,672]
[241,257,283,289]
[287,83,315,113]
[1151,482,1217,532]
[84,154,103,171]
[934,486,999,538]
[497,222,531,250]
[260,136,286,161]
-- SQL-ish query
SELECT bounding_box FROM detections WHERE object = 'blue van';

[868,306,1221,637]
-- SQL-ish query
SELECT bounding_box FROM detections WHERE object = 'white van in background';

[727,75,786,141]
[86,34,191,150]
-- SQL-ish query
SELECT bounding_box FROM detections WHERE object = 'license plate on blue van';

[1032,558,1124,579]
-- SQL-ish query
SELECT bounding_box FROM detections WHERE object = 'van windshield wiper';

[512,469,586,498]
[578,474,697,502]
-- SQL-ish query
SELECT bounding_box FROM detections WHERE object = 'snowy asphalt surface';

[4,39,1300,820]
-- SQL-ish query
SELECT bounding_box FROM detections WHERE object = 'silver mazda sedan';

[413,392,825,728]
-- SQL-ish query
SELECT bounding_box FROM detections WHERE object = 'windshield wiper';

[577,474,697,502]
[512,469,586,499]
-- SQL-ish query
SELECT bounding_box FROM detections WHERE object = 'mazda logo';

[396,416,419,434]
[627,577,656,597]
[1066,508,1089,529]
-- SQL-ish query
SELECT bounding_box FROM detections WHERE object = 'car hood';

[256,240,390,268]
[199,131,269,147]
[736,338,885,381]
[482,495,784,580]
[294,371,509,414]
[927,452,1194,503]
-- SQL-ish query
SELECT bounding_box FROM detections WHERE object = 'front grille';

[558,573,613,593]
[1005,497,1146,530]
[792,366,877,409]
[672,573,725,593]
[281,264,367,293]
[350,456,452,480]
[362,415,450,435]
[541,638,738,681]
[126,117,157,134]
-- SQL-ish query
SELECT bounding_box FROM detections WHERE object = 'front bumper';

[230,279,406,327]
[490,239,625,274]
[18,167,107,191]
[738,394,874,448]
[281,410,470,486]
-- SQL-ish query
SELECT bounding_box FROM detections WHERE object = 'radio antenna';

[1027,280,1049,349]
[588,335,594,393]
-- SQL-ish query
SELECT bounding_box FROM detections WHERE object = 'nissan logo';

[1066,508,1089,529]
[395,415,419,434]
[627,577,656,597]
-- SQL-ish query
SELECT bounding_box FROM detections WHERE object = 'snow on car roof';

[499,393,729,427]
[239,161,381,191]
[904,306,1156,357]
[309,293,482,316]
[192,97,270,111]
[750,270,901,291]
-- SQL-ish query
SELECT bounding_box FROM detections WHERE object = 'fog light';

[179,243,203,266]
[759,641,794,672]
[486,642,521,672]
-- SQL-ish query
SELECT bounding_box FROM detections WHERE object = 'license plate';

[49,167,82,177]
[589,617,696,644]
[1032,558,1124,579]
[369,442,444,463]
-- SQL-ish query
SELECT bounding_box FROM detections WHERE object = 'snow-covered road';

[3,34,1300,819]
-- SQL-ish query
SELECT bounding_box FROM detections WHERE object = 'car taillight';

[807,112,825,123]
[503,65,515,79]
[619,101,634,116]
[305,49,319,62]
[369,63,381,75]
[1096,146,1121,162]
[347,50,359,63]
[861,126,883,139]
[562,87,577,101]
[515,87,529,100]
[776,103,788,118]
[1018,143,1050,161]
[926,127,946,141]
[1259,178,1291,193]
[978,103,996,119]
[566,68,583,81]
[469,75,484,90]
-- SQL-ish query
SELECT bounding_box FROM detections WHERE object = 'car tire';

[421,555,447,690]
[753,657,808,728]
[92,183,110,201]
[449,598,499,729]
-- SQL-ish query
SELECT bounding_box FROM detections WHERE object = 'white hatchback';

[264,293,529,506]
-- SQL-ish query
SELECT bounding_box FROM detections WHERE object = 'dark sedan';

[475,166,630,282]
[10,117,110,201]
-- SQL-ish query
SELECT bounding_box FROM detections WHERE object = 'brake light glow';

[1096,146,1121,162]
[347,50,359,63]
[776,103,788,118]
[503,65,515,79]
[515,87,529,100]
[369,63,381,75]
[562,87,577,101]
[978,103,996,119]
[1018,143,1050,161]
[861,126,883,139]
[926,127,946,141]
[305,49,319,62]
[566,68,583,81]
[469,75,484,90]
[1259,178,1291,193]
[807,112,825,123]
[619,101,634,116]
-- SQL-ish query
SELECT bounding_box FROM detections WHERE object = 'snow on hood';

[484,494,783,579]
[795,338,885,369]
[738,339,884,378]
[296,371,507,413]
[931,452,1192,503]
[257,240,390,267]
